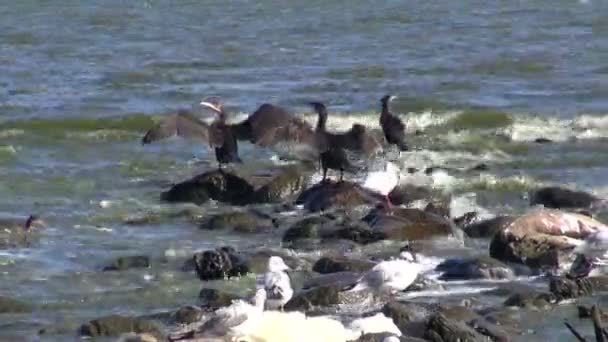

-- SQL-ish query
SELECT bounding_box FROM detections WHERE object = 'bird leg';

[322,167,328,183]
[339,168,344,182]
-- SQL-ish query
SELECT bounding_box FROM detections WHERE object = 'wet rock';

[117,333,158,342]
[284,284,372,312]
[463,216,514,238]
[320,220,387,245]
[424,202,450,220]
[161,166,309,206]
[365,207,456,241]
[549,275,608,300]
[436,256,515,281]
[171,305,203,324]
[425,306,506,342]
[295,180,376,212]
[382,301,439,336]
[469,163,489,171]
[313,256,375,274]
[389,185,436,206]
[192,246,249,281]
[353,333,426,342]
[252,164,310,203]
[0,296,32,313]
[530,186,602,209]
[302,271,360,290]
[198,288,240,310]
[246,250,307,274]
[577,305,608,320]
[489,209,608,269]
[282,216,332,245]
[78,315,163,340]
[534,137,552,144]
[103,256,150,271]
[201,211,274,233]
[503,291,555,311]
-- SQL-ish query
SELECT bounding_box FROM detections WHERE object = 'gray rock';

[436,256,515,281]
[78,315,163,340]
[313,256,375,274]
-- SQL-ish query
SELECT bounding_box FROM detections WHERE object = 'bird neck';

[381,101,390,117]
[315,110,327,132]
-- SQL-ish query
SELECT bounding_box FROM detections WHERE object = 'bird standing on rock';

[259,256,293,311]
[379,95,409,152]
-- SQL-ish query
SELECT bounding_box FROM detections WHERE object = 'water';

[1,0,608,340]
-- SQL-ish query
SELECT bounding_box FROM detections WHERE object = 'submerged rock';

[162,165,310,206]
[489,209,608,269]
[282,216,332,245]
[389,185,437,206]
[295,180,376,212]
[103,256,150,271]
[200,211,275,233]
[0,296,33,313]
[462,216,515,239]
[78,315,163,340]
[198,288,241,310]
[313,256,375,274]
[503,291,555,311]
[530,186,603,209]
[365,207,456,241]
[192,246,249,281]
[436,256,515,281]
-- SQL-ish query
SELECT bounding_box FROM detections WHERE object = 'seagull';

[362,161,401,208]
[198,288,267,338]
[259,256,293,311]
[348,247,420,295]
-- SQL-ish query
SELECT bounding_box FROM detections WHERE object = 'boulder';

[453,212,479,229]
[489,209,608,269]
[284,284,372,312]
[463,216,514,238]
[192,246,249,281]
[103,256,150,271]
[530,186,602,209]
[171,305,203,324]
[78,315,163,340]
[320,220,387,245]
[425,306,508,342]
[382,301,439,336]
[295,180,376,212]
[549,275,608,301]
[162,165,310,206]
[503,291,555,311]
[389,185,437,206]
[200,211,275,233]
[302,271,361,290]
[282,216,332,245]
[0,296,32,313]
[365,207,456,241]
[313,256,375,274]
[436,256,514,281]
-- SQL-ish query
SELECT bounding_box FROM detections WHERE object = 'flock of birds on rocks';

[141,95,406,207]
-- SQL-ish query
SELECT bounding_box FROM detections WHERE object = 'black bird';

[379,95,408,151]
[142,97,242,168]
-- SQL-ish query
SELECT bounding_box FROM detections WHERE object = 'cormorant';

[379,95,408,151]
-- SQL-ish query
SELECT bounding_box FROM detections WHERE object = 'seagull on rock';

[258,256,293,311]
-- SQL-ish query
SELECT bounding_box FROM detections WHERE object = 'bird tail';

[346,279,368,293]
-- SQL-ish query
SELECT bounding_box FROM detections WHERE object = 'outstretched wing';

[142,109,224,147]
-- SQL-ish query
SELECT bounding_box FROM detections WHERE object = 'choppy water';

[2,0,608,340]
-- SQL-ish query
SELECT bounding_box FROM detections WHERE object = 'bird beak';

[200,101,222,114]
[390,96,397,101]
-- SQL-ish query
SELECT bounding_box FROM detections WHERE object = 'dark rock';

[192,246,249,281]
[424,202,450,219]
[463,216,514,238]
[282,216,332,244]
[161,166,309,206]
[469,163,489,171]
[171,305,203,324]
[426,306,508,342]
[312,256,375,274]
[530,186,601,209]
[426,313,487,342]
[365,207,456,241]
[320,220,387,245]
[103,256,150,271]
[201,211,274,233]
[549,275,608,301]
[436,256,515,281]
[453,212,478,229]
[302,271,360,290]
[389,185,436,206]
[0,296,32,313]
[534,137,552,144]
[198,288,240,310]
[246,250,307,274]
[78,315,163,340]
[382,301,439,336]
[353,333,427,342]
[295,180,376,212]
[285,284,371,312]
[503,292,555,311]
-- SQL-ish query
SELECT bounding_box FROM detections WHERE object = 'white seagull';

[198,288,267,338]
[259,256,294,310]
[362,161,401,208]
[568,230,608,278]
[349,248,420,295]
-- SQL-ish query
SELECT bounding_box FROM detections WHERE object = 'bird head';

[200,96,224,114]
[380,95,397,105]
[399,243,417,262]
[308,102,327,115]
[268,256,291,272]
[24,215,46,231]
